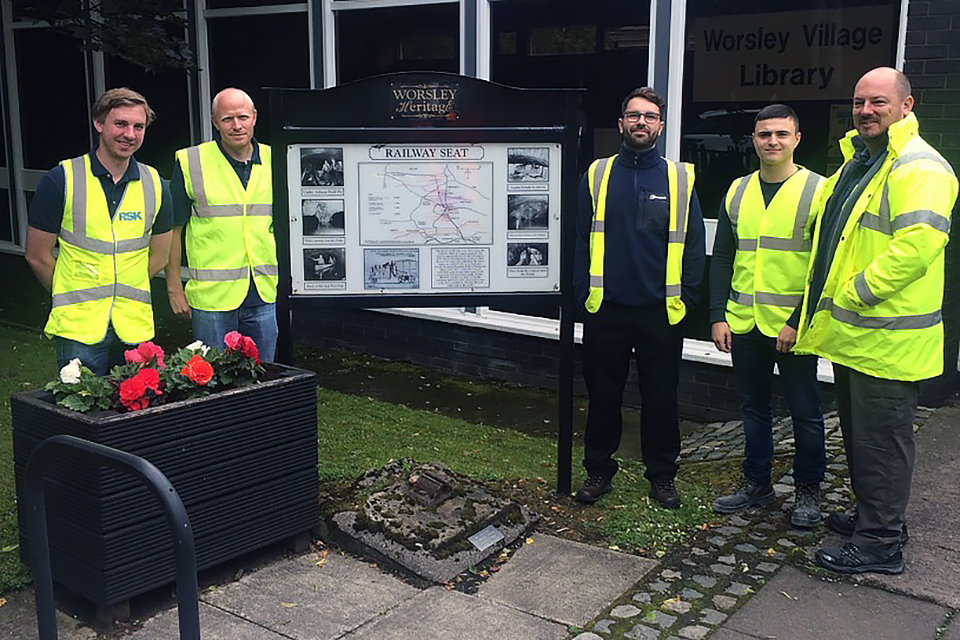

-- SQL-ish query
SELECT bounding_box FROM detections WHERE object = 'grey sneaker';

[713,477,776,514]
[791,482,821,528]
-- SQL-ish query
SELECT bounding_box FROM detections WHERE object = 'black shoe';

[576,476,612,504]
[649,479,681,509]
[713,477,775,514]
[816,542,904,575]
[825,511,909,546]
[791,483,822,528]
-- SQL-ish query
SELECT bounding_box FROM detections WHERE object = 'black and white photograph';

[300,147,344,187]
[507,147,549,183]
[507,242,548,267]
[303,248,346,281]
[507,194,549,230]
[363,249,419,289]
[302,199,345,236]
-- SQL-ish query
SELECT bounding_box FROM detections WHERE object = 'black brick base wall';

[293,308,836,423]
[906,0,960,404]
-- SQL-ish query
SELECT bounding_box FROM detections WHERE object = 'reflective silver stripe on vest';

[891,151,956,176]
[737,238,758,251]
[591,158,611,209]
[186,266,250,281]
[757,236,813,251]
[246,204,272,217]
[592,220,606,233]
[186,146,209,212]
[727,175,750,229]
[729,290,753,306]
[51,284,150,307]
[671,163,689,244]
[894,209,951,234]
[589,275,603,287]
[756,291,802,307]
[62,157,152,254]
[665,283,682,296]
[816,297,941,330]
[137,162,157,231]
[253,264,279,277]
[854,272,883,307]
[863,175,951,235]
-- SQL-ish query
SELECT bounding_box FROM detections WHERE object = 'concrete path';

[3,404,959,640]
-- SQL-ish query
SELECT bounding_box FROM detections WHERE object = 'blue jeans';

[191,303,278,362]
[55,326,131,376]
[731,328,825,487]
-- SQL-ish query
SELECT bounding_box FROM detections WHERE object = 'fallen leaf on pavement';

[779,590,795,600]
[315,549,329,568]
[280,602,300,608]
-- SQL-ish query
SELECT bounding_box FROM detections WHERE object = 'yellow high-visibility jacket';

[585,155,695,325]
[45,155,161,345]
[175,141,277,311]
[795,113,958,381]
[725,168,823,336]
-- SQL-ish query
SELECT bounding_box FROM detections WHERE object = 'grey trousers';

[833,364,918,556]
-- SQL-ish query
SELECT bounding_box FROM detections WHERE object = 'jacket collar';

[839,112,919,162]
[616,144,662,169]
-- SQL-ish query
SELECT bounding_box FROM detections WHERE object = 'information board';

[287,142,561,295]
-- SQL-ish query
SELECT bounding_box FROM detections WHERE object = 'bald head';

[853,67,914,153]
[212,88,255,119]
[211,88,257,160]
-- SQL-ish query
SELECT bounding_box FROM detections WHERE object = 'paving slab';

[0,589,96,640]
[863,404,960,608]
[720,566,948,640]
[126,601,289,639]
[197,549,418,640]
[344,586,567,639]
[942,614,960,640]
[476,533,657,627]
[707,631,756,639]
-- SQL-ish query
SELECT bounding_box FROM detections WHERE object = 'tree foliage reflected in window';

[18,0,194,72]
[529,26,596,56]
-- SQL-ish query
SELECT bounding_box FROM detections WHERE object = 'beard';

[621,124,661,151]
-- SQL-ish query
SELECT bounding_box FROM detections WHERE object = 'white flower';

[59,358,83,384]
[186,340,210,356]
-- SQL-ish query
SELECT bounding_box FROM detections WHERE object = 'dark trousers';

[834,364,917,556]
[731,328,825,487]
[582,303,682,483]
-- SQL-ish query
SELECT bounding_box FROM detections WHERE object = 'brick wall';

[292,308,835,423]
[904,0,960,404]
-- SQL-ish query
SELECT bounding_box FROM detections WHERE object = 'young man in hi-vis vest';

[709,104,826,528]
[793,68,957,575]
[166,88,278,361]
[26,88,173,375]
[573,87,706,509]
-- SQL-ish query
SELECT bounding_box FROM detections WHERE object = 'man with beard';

[791,67,957,574]
[573,86,705,508]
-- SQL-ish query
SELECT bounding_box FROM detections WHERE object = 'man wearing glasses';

[573,87,706,508]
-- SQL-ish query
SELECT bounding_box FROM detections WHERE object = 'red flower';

[124,342,165,369]
[181,355,214,385]
[224,331,243,351]
[239,336,260,366]
[119,369,162,411]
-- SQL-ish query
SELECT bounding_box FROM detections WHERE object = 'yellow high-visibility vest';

[795,113,958,381]
[175,141,277,311]
[725,168,823,337]
[45,155,160,345]
[585,155,695,325]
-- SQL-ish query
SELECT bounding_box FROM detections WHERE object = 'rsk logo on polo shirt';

[648,194,667,201]
[117,211,143,221]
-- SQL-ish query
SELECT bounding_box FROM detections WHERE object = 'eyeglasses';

[622,111,662,124]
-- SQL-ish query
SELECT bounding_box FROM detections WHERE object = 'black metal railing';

[23,434,200,639]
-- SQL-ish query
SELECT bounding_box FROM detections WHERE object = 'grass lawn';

[0,323,736,596]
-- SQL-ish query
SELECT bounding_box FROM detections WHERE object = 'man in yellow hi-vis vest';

[166,88,278,360]
[709,104,826,529]
[573,87,705,508]
[25,88,173,376]
[792,68,958,575]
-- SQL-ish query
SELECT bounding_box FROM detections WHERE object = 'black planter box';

[12,363,319,608]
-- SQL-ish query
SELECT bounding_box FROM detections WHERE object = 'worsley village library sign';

[267,73,584,491]
[693,6,895,101]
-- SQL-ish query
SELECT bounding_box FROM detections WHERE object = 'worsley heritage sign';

[390,81,460,119]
